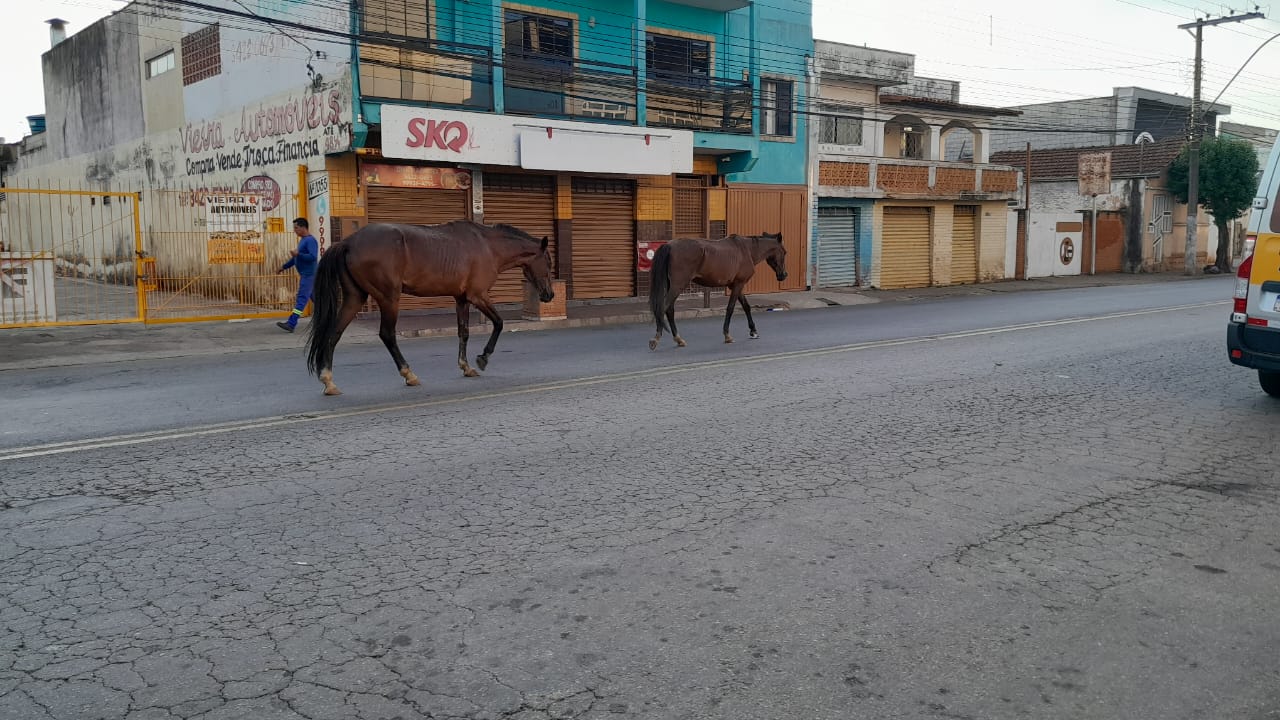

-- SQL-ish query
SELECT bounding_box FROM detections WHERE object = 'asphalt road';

[3,276,1280,720]
[0,278,1242,451]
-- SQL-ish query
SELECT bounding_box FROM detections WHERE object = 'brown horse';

[305,220,554,396]
[648,232,787,350]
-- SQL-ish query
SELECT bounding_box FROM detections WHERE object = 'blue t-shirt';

[281,234,319,276]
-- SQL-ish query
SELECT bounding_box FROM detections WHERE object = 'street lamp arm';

[1209,31,1280,108]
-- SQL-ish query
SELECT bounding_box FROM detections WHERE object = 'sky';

[3,0,1278,144]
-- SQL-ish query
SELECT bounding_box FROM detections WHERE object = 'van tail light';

[1244,234,1257,256]
[1234,254,1253,315]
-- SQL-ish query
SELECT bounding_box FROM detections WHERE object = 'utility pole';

[1179,10,1265,276]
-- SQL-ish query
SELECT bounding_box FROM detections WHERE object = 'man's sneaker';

[276,321,294,333]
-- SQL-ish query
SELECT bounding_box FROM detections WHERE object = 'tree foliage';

[1167,136,1260,270]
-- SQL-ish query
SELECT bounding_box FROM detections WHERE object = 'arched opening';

[883,114,930,160]
[940,120,982,162]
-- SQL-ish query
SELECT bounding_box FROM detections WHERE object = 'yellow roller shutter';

[880,207,932,289]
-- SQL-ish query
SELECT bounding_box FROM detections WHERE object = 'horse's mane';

[491,223,539,244]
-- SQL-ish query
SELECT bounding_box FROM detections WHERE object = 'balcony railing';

[818,157,1021,197]
[359,37,494,111]
[359,43,762,135]
[504,52,638,124]
[647,73,753,134]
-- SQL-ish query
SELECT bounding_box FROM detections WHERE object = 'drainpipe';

[491,0,505,113]
[349,1,367,148]
[749,1,759,136]
[805,53,818,289]
[635,0,646,126]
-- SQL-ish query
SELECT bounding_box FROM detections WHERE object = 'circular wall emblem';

[1060,238,1075,265]
[241,175,282,211]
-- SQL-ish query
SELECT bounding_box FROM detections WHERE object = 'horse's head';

[762,232,787,282]
[494,224,556,302]
[522,235,556,303]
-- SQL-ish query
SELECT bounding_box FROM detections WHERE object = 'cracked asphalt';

[3,277,1280,720]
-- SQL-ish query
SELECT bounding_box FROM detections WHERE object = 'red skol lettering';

[406,119,468,153]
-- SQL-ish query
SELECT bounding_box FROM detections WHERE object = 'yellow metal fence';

[0,180,307,328]
[0,186,143,328]
[143,187,304,323]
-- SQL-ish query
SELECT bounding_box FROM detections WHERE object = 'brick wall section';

[818,161,870,187]
[934,167,976,193]
[981,169,1018,193]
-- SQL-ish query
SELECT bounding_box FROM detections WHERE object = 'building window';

[146,50,175,79]
[761,79,793,137]
[362,0,428,39]
[181,24,221,86]
[504,11,572,61]
[646,33,710,85]
[903,128,925,159]
[820,112,861,146]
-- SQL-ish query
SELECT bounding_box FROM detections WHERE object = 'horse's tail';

[306,241,351,377]
[649,242,673,334]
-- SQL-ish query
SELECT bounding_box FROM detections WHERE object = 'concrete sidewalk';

[0,271,1225,371]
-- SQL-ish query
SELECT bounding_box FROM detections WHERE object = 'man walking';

[276,217,319,333]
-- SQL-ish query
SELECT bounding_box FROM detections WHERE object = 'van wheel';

[1260,371,1280,398]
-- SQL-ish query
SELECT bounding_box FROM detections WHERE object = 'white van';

[1227,133,1280,396]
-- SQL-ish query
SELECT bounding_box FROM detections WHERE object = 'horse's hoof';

[404,376,421,387]
[463,369,480,378]
[749,332,760,340]
[648,339,659,351]
[724,335,734,344]
[675,337,687,348]
[323,386,342,397]
[476,355,489,371]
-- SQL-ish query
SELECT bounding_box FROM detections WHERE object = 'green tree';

[1168,136,1260,272]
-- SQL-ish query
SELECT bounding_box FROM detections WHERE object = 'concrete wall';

[813,41,912,86]
[988,97,1118,154]
[179,0,351,124]
[1027,176,1213,272]
[41,11,146,162]
[814,78,877,157]
[138,10,186,134]
[1005,210,1018,279]
[11,71,354,286]
[885,76,958,102]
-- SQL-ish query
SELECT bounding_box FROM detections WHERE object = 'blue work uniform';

[280,234,319,328]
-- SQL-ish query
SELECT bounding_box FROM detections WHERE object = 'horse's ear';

[541,236,549,252]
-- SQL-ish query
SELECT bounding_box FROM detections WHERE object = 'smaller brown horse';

[306,221,554,396]
[648,232,787,350]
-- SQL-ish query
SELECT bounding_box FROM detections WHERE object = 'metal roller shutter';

[880,207,931,289]
[366,186,468,226]
[816,206,859,287]
[951,205,978,285]
[571,178,635,299]
[366,185,469,310]
[481,173,557,304]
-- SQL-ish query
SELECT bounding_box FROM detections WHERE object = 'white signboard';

[206,193,265,264]
[1078,152,1112,197]
[379,105,693,174]
[306,171,331,252]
